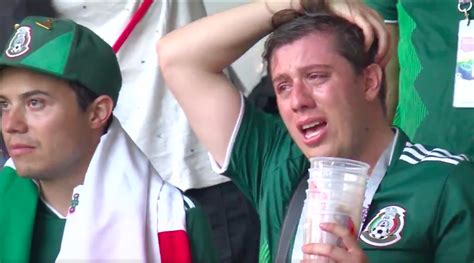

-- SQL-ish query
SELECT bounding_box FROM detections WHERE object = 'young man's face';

[0,68,96,180]
[271,33,372,159]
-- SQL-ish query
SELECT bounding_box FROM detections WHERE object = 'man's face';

[0,68,96,179]
[271,33,371,159]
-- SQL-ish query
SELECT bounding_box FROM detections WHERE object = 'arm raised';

[157,2,293,165]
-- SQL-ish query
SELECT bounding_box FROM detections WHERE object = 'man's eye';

[0,101,10,110]
[28,99,45,109]
[306,72,329,85]
[308,73,328,80]
[277,83,291,93]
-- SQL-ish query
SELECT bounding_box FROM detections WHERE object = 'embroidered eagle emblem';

[360,205,406,247]
[6,26,32,58]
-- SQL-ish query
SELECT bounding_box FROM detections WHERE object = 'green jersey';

[0,167,217,263]
[223,101,474,262]
[364,0,474,160]
[30,201,66,263]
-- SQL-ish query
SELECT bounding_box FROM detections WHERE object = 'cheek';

[35,113,88,148]
[276,101,294,124]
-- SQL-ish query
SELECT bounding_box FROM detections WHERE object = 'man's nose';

[290,80,316,111]
[3,106,27,134]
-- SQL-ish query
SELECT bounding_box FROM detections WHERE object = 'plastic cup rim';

[306,179,368,188]
[308,167,369,176]
[309,157,370,170]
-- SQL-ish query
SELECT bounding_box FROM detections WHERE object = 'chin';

[302,149,325,159]
[14,165,39,178]
[301,145,331,158]
[15,169,34,178]
[294,136,334,158]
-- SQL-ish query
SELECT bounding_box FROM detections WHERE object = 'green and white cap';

[0,16,122,106]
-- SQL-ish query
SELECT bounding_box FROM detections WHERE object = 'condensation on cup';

[303,157,369,262]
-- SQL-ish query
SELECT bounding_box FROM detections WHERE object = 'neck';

[38,169,85,217]
[357,120,394,175]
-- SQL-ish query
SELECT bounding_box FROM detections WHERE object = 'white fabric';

[54,118,186,261]
[53,0,230,190]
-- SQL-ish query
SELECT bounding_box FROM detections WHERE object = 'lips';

[8,143,35,157]
[298,118,327,145]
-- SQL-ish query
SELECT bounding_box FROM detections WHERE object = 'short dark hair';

[69,81,113,131]
[69,81,98,112]
[263,10,385,110]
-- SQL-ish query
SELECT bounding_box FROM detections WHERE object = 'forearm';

[158,2,279,74]
[156,2,294,164]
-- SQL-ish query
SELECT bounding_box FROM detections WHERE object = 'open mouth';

[301,120,327,140]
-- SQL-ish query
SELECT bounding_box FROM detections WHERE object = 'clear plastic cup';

[303,211,352,262]
[303,157,369,261]
[306,177,367,229]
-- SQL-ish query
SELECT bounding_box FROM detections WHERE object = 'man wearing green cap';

[0,16,216,262]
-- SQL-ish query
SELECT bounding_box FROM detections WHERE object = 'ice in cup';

[303,157,369,262]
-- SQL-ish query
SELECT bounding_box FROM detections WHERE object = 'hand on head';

[253,0,304,14]
[324,0,390,66]
[258,0,390,67]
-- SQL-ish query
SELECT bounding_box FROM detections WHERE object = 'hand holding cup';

[302,222,368,263]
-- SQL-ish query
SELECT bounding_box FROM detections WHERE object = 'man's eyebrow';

[272,74,288,84]
[272,64,333,83]
[301,64,332,71]
[0,90,52,102]
[19,90,52,99]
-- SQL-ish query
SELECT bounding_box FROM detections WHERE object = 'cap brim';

[0,59,70,82]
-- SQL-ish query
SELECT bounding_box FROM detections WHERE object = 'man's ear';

[88,95,114,130]
[363,63,383,102]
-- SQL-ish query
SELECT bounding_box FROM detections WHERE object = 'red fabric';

[158,230,192,263]
[113,0,154,53]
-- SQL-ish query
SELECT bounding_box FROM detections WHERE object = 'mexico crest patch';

[360,205,406,247]
[6,26,32,58]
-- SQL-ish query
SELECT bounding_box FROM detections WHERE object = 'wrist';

[301,0,327,13]
[263,0,298,14]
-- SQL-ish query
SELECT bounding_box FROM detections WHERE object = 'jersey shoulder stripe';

[399,142,469,165]
[183,195,196,210]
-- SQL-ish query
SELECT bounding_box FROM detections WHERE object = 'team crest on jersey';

[360,205,406,247]
[6,26,32,58]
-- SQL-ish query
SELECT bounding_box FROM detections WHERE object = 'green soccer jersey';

[30,201,66,263]
[223,100,474,262]
[0,167,217,263]
[364,0,474,160]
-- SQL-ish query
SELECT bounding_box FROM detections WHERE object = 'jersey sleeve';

[364,0,398,22]
[184,197,218,263]
[433,161,474,262]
